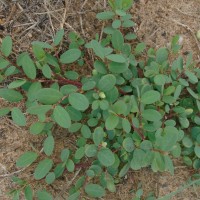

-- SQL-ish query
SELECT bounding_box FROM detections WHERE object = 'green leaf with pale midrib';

[11,107,26,126]
[85,184,105,198]
[106,54,126,63]
[16,151,38,167]
[96,11,115,20]
[37,190,53,200]
[141,109,162,122]
[34,159,53,180]
[0,89,23,102]
[68,93,89,111]
[21,54,37,79]
[98,74,116,92]
[53,29,64,46]
[111,30,124,51]
[1,36,12,57]
[53,105,71,128]
[60,49,81,64]
[36,88,63,105]
[141,90,161,104]
[97,148,115,167]
[44,136,55,156]
[27,105,52,115]
[105,114,119,130]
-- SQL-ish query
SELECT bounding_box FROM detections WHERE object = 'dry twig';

[0,168,26,178]
[43,0,56,36]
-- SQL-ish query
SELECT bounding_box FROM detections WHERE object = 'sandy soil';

[0,0,200,199]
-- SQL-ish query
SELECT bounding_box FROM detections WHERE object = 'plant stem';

[131,123,145,140]
[53,73,82,88]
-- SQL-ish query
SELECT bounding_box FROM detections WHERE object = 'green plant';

[1,0,200,199]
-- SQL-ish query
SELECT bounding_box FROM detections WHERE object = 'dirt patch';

[133,0,200,63]
[0,0,200,199]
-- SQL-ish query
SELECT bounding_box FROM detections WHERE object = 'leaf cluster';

[1,0,200,199]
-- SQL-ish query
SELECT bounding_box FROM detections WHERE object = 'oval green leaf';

[60,49,81,64]
[108,61,128,73]
[53,29,64,46]
[53,105,71,128]
[34,159,53,180]
[96,11,115,20]
[27,105,52,115]
[88,40,105,60]
[111,30,124,51]
[75,147,85,160]
[0,107,10,117]
[85,144,97,157]
[123,137,135,152]
[85,184,105,198]
[97,148,115,167]
[36,88,63,105]
[8,79,26,89]
[44,136,55,156]
[105,114,119,130]
[66,159,75,172]
[45,172,55,184]
[93,127,104,146]
[30,122,45,135]
[68,93,89,111]
[16,151,38,168]
[37,190,53,200]
[0,88,23,102]
[141,109,162,122]
[24,185,33,200]
[21,54,36,79]
[11,107,26,126]
[106,54,126,63]
[68,191,80,200]
[141,90,161,104]
[1,36,12,57]
[195,145,200,158]
[98,74,116,92]
[156,47,168,64]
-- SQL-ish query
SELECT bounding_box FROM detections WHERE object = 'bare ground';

[0,0,200,199]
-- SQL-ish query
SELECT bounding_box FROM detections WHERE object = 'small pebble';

[28,33,32,38]
[197,30,200,40]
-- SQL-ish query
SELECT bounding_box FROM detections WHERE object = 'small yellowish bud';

[99,92,106,99]
[102,142,107,148]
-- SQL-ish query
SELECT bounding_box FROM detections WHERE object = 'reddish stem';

[75,162,91,170]
[131,123,145,141]
[53,73,82,88]
[118,87,130,95]
[52,73,129,95]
